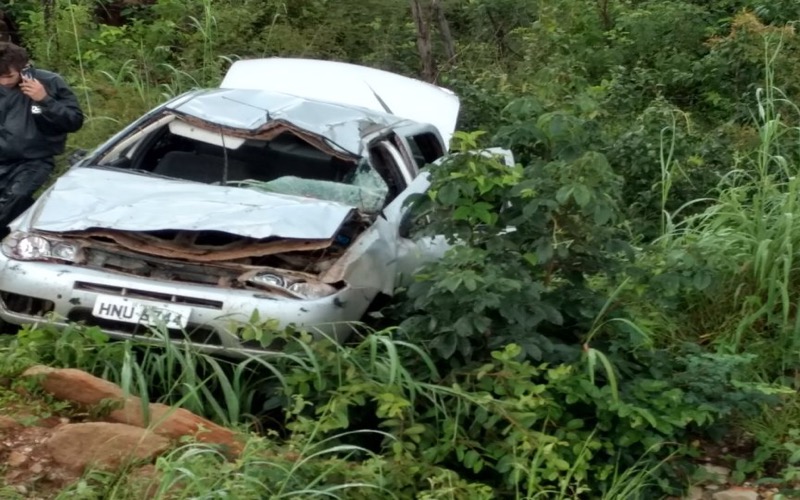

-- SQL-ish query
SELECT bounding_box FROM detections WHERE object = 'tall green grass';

[13,0,239,163]
[662,36,800,373]
[0,320,669,498]
[54,429,394,499]
[0,321,289,428]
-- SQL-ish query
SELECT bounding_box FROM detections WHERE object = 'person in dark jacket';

[0,42,83,234]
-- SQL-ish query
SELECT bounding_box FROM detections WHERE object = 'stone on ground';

[23,365,243,455]
[45,422,170,473]
[711,487,759,500]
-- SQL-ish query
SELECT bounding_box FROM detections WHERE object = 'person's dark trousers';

[0,158,54,239]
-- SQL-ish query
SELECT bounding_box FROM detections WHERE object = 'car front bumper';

[0,253,374,355]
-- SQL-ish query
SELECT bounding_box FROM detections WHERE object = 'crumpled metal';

[219,58,460,148]
[29,167,355,240]
[171,89,404,157]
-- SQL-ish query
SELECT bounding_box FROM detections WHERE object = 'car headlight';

[246,271,338,299]
[249,273,286,288]
[2,232,81,262]
[288,281,338,299]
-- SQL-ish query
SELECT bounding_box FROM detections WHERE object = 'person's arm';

[36,75,84,133]
[21,74,84,134]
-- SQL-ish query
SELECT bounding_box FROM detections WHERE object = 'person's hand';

[19,78,47,102]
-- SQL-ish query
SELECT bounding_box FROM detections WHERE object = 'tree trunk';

[96,0,157,26]
[597,0,613,30]
[0,12,12,43]
[42,0,55,30]
[409,0,435,82]
[485,7,509,61]
[432,0,456,65]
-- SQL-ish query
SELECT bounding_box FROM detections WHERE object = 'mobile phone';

[20,65,33,80]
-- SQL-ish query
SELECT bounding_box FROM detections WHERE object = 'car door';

[318,137,425,299]
[319,130,513,298]
[392,146,517,287]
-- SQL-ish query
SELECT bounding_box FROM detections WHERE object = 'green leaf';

[404,424,426,436]
[523,252,539,267]
[434,333,458,359]
[439,275,463,293]
[566,419,584,430]
[473,315,492,333]
[472,202,497,224]
[438,182,460,205]
[692,270,713,291]
[463,274,479,291]
[453,205,472,220]
[556,186,573,205]
[454,316,474,337]
[594,204,612,225]
[573,184,591,207]
[536,240,554,263]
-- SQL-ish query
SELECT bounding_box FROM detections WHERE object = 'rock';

[36,416,64,428]
[5,469,22,481]
[23,366,124,405]
[684,486,705,500]
[23,366,243,455]
[111,402,243,455]
[711,487,759,500]
[700,464,730,484]
[0,415,20,431]
[6,450,27,467]
[45,422,170,473]
[29,462,43,474]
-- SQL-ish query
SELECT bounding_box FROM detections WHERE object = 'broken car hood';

[21,167,354,240]
[220,58,460,147]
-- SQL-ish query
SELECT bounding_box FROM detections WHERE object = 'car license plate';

[92,295,191,330]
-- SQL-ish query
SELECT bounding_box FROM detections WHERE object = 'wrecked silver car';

[0,58,458,353]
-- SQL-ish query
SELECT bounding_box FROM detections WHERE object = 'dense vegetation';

[3,0,800,497]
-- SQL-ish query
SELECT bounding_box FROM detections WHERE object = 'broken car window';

[242,167,388,214]
[93,115,390,213]
[407,132,445,169]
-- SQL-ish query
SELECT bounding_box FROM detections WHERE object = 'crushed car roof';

[167,88,409,157]
[220,58,460,147]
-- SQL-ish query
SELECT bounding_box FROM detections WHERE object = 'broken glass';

[243,164,388,213]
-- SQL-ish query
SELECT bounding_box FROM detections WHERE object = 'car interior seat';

[152,151,254,184]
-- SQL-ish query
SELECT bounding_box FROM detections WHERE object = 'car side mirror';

[398,192,429,239]
[399,209,414,239]
[68,148,88,166]
[399,208,432,239]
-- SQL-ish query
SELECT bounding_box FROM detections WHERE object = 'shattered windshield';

[236,162,387,213]
[95,115,389,212]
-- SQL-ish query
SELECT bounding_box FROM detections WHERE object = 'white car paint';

[25,168,354,240]
[221,58,460,148]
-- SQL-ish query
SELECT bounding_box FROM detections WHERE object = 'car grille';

[82,247,241,287]
[0,292,55,316]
